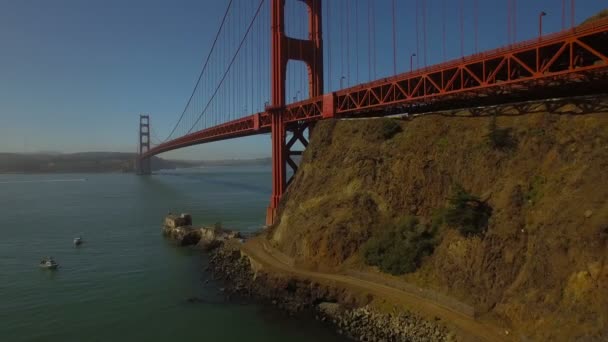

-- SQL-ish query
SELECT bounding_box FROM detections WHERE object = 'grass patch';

[443,184,493,237]
[362,217,437,275]
[436,136,449,151]
[524,175,546,206]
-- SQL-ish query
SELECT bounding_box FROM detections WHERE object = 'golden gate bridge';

[136,0,608,225]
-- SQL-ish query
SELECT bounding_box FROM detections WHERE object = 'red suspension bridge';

[137,0,608,225]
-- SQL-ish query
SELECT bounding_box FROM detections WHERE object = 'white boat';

[73,237,83,246]
[39,257,59,270]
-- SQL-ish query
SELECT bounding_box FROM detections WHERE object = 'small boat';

[39,257,59,270]
[73,236,83,246]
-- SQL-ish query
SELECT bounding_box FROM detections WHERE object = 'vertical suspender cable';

[507,0,511,45]
[571,0,575,28]
[512,0,517,42]
[340,0,344,86]
[442,0,446,61]
[372,0,376,78]
[460,0,464,57]
[346,0,351,86]
[327,0,332,91]
[423,0,427,66]
[300,3,304,99]
[355,0,359,84]
[392,0,397,74]
[562,0,566,30]
[367,0,372,81]
[474,0,478,53]
[415,0,419,66]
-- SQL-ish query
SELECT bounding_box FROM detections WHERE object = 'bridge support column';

[267,0,323,225]
[267,106,286,225]
[137,114,151,175]
[285,121,309,186]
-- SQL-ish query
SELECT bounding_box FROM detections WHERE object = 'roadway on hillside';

[241,237,509,342]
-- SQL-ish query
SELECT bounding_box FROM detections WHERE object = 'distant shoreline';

[0,152,271,174]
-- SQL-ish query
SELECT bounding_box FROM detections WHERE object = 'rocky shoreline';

[164,214,452,341]
[208,242,452,341]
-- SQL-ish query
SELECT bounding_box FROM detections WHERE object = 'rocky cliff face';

[268,97,608,340]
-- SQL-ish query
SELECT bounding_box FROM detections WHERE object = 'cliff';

[267,96,608,340]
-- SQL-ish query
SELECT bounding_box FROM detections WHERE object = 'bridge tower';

[267,0,323,225]
[137,114,151,175]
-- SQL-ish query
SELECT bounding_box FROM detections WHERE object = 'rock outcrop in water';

[162,213,242,248]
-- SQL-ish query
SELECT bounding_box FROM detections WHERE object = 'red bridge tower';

[138,114,151,175]
[266,0,324,225]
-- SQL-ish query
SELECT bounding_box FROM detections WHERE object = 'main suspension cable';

[187,0,265,134]
[164,0,234,141]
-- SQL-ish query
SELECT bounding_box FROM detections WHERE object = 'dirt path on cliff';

[241,237,509,342]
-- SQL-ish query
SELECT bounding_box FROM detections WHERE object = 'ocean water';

[0,166,344,342]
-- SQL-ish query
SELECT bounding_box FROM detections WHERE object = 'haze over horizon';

[1,0,604,160]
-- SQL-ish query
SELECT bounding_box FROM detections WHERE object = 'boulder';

[164,213,192,229]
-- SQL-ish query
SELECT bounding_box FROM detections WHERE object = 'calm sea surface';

[0,166,344,342]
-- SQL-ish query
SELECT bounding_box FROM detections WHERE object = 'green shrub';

[430,207,448,232]
[381,119,402,140]
[487,115,516,150]
[444,184,492,236]
[362,217,436,275]
[524,175,546,205]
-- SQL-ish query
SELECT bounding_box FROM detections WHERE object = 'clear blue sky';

[0,0,605,160]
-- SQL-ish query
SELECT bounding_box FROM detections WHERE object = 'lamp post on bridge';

[539,11,547,39]
[340,76,346,89]
[410,53,417,72]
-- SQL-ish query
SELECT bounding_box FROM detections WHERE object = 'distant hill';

[0,152,270,174]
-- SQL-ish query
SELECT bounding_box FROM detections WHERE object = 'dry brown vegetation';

[581,8,608,26]
[268,97,608,340]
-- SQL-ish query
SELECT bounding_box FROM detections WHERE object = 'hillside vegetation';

[268,97,608,340]
[581,8,608,26]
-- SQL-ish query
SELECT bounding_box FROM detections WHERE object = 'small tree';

[444,184,493,236]
[362,217,437,275]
